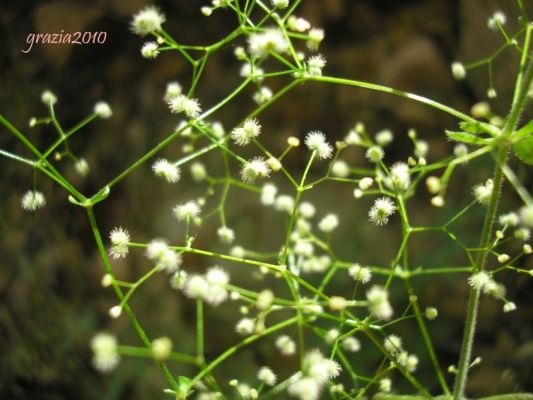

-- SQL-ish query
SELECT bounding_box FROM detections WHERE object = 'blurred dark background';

[1,0,532,399]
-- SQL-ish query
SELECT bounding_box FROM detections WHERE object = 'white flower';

[141,41,159,59]
[236,318,255,335]
[307,54,326,76]
[173,201,201,221]
[271,0,289,8]
[366,146,384,163]
[21,190,46,211]
[467,271,492,291]
[473,179,494,205]
[231,118,262,146]
[294,240,314,257]
[217,226,235,243]
[331,160,349,178]
[386,162,410,191]
[415,140,429,158]
[375,129,394,146]
[41,90,57,106]
[348,264,372,283]
[131,6,165,36]
[204,266,230,305]
[275,194,295,213]
[163,81,182,101]
[109,227,130,258]
[275,335,296,355]
[184,274,209,299]
[519,204,533,227]
[301,255,331,273]
[152,159,180,183]
[190,162,207,181]
[341,337,361,352]
[261,183,278,205]
[318,213,339,233]
[256,289,274,310]
[359,177,374,190]
[298,201,316,218]
[253,86,273,104]
[366,285,393,320]
[451,61,466,80]
[91,333,120,372]
[94,101,112,118]
[307,28,325,51]
[146,239,181,273]
[487,11,506,31]
[258,367,277,386]
[240,62,264,80]
[170,270,188,290]
[503,302,516,313]
[384,334,403,355]
[241,158,271,183]
[152,337,172,360]
[75,158,89,176]
[369,197,396,226]
[168,95,202,119]
[380,378,392,393]
[498,212,519,226]
[287,16,311,32]
[288,377,320,400]
[305,131,332,159]
[248,28,289,58]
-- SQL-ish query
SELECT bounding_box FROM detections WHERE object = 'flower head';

[248,28,289,58]
[348,264,372,283]
[307,54,326,76]
[168,95,202,119]
[109,227,130,258]
[141,41,159,59]
[41,90,57,106]
[152,159,180,183]
[241,158,271,183]
[366,285,393,320]
[131,6,165,36]
[173,201,201,221]
[146,239,181,273]
[91,333,120,372]
[94,101,112,118]
[318,213,339,233]
[231,118,262,146]
[21,190,46,211]
[305,131,332,159]
[368,197,396,226]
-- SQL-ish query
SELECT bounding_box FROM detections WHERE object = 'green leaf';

[459,121,484,134]
[513,119,533,141]
[446,130,493,145]
[513,136,533,165]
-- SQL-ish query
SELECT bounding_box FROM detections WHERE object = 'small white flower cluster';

[109,227,131,259]
[41,90,57,106]
[141,41,159,59]
[467,271,516,312]
[146,239,182,273]
[130,6,165,36]
[21,190,46,211]
[451,61,466,80]
[473,179,494,205]
[487,10,506,31]
[257,366,277,386]
[248,28,289,58]
[167,94,202,119]
[152,159,180,183]
[241,157,271,183]
[173,200,202,221]
[183,266,230,306]
[287,349,341,400]
[385,162,411,191]
[384,334,419,373]
[306,54,326,77]
[366,285,394,320]
[368,197,396,226]
[305,130,333,160]
[275,335,296,355]
[90,333,120,372]
[231,118,262,146]
[348,264,372,283]
[94,101,112,119]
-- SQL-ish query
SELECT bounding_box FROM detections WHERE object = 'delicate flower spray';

[3,1,533,399]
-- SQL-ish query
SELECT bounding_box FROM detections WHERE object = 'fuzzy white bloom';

[369,197,396,226]
[380,378,392,393]
[454,143,468,158]
[324,329,339,344]
[275,194,295,213]
[258,367,277,386]
[384,334,403,355]
[426,176,441,194]
[307,54,326,77]
[275,335,296,355]
[305,131,333,159]
[109,227,130,258]
[256,289,274,310]
[415,140,429,158]
[359,177,374,190]
[515,227,531,241]
[498,212,520,227]
[519,204,533,227]
[168,95,202,119]
[348,264,372,283]
[318,213,339,233]
[241,158,271,183]
[217,226,235,244]
[184,274,209,299]
[425,307,438,320]
[94,101,112,119]
[152,337,172,360]
[467,271,492,291]
[236,318,255,335]
[345,125,365,145]
[146,239,181,273]
[41,90,57,106]
[204,266,230,305]
[387,162,411,191]
[75,158,89,176]
[288,136,300,147]
[248,28,289,58]
[231,118,262,146]
[173,201,201,221]
[287,16,310,32]
[471,101,490,118]
[366,146,384,163]
[375,129,394,146]
[240,63,265,80]
[298,201,316,219]
[201,6,212,16]
[366,285,393,320]
[261,183,278,205]
[164,81,182,101]
[91,333,120,372]
[253,86,273,105]
[21,190,46,211]
[131,6,165,36]
[170,270,188,290]
[190,162,207,181]
[503,302,516,313]
[331,160,350,178]
[294,240,314,257]
[473,179,494,205]
[152,159,180,183]
[301,255,331,273]
[341,337,361,352]
[451,61,466,80]
[141,41,159,59]
[487,10,506,31]
[272,0,289,8]
[307,28,325,51]
[288,377,320,400]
